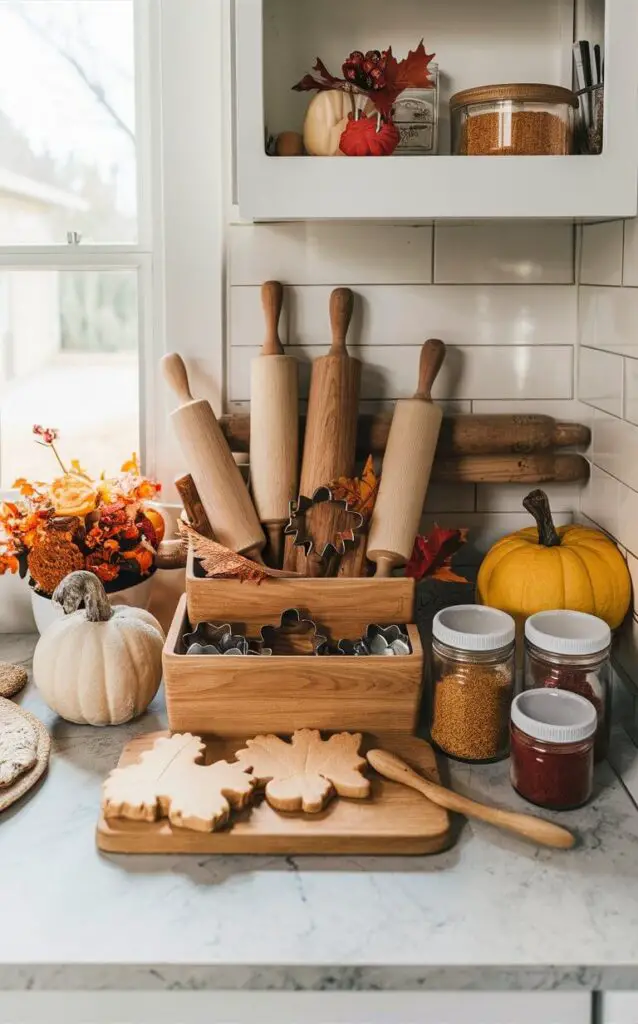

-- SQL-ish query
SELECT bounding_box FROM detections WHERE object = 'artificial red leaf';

[373,40,436,117]
[406,526,469,583]
[292,58,345,94]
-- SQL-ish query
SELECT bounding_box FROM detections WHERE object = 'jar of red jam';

[524,610,611,761]
[510,689,597,810]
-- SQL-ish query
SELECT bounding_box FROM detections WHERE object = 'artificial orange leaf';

[13,478,36,497]
[374,41,437,116]
[120,453,140,475]
[69,459,91,480]
[179,521,300,583]
[330,455,379,522]
[406,526,469,583]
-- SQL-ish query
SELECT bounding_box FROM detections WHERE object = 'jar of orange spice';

[450,83,578,156]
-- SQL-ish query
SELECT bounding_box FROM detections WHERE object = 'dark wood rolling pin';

[284,287,361,575]
[220,412,590,456]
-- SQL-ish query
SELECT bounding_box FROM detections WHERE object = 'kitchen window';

[0,0,225,491]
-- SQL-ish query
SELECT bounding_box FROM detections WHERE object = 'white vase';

[31,574,156,635]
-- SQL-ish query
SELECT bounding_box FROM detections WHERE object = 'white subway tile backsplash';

[230,285,576,349]
[581,464,638,558]
[476,482,583,514]
[435,223,574,285]
[623,359,638,427]
[623,217,638,287]
[580,221,624,286]
[578,347,623,416]
[579,286,638,358]
[591,409,638,492]
[229,345,573,403]
[229,224,433,286]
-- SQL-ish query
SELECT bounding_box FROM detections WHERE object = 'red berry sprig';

[342,49,388,92]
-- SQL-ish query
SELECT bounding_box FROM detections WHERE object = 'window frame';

[0,0,226,493]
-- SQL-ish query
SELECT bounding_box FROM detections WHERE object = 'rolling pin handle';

[374,555,398,578]
[261,281,285,356]
[161,353,194,405]
[415,339,446,401]
[329,287,355,354]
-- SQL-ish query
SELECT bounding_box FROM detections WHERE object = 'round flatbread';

[0,699,50,813]
[0,662,28,699]
[0,700,37,787]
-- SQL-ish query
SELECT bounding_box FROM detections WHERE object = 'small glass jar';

[450,83,577,156]
[430,605,516,763]
[392,64,439,155]
[524,610,611,762]
[510,689,597,810]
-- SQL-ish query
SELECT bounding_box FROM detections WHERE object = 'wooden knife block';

[163,555,424,736]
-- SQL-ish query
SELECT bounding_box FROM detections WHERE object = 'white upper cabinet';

[234,0,638,221]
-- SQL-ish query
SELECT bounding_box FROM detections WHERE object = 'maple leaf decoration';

[406,526,470,584]
[330,456,379,522]
[102,733,256,833]
[234,729,370,814]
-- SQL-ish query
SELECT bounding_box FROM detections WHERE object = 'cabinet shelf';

[234,0,638,222]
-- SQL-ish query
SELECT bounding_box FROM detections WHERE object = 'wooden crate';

[164,595,424,736]
[185,549,415,637]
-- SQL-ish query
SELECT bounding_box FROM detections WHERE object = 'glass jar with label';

[430,605,516,763]
[510,689,597,810]
[524,610,611,762]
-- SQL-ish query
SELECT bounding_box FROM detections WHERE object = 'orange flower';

[122,545,154,576]
[50,474,98,518]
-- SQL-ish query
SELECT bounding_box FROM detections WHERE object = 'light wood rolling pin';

[284,287,362,574]
[250,282,299,568]
[367,339,446,578]
[162,353,265,563]
[218,412,590,456]
[431,452,589,485]
[367,749,575,850]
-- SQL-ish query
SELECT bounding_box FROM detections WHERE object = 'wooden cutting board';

[96,731,452,856]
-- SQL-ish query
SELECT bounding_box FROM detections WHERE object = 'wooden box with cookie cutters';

[164,589,424,736]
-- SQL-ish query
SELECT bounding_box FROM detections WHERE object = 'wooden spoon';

[367,749,575,850]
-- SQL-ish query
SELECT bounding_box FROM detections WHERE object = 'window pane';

[0,269,139,487]
[0,1,137,244]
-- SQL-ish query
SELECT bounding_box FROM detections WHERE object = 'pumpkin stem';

[523,489,561,548]
[52,570,113,623]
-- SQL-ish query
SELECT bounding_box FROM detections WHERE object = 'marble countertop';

[3,632,638,994]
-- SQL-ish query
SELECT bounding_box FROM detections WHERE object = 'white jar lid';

[511,689,597,744]
[525,609,611,656]
[433,604,515,652]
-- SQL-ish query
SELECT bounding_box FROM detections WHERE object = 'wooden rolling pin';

[367,749,575,850]
[250,282,299,567]
[218,412,590,456]
[285,287,361,574]
[431,452,589,485]
[162,353,265,562]
[367,340,446,578]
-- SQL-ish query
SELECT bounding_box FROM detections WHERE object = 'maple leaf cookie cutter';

[259,608,329,657]
[284,486,364,559]
[183,622,272,657]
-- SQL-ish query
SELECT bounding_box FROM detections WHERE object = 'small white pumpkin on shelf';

[33,571,165,727]
[303,90,375,156]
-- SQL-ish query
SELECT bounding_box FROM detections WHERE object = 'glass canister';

[450,83,578,155]
[392,64,440,155]
[430,605,516,763]
[510,689,597,810]
[524,610,611,762]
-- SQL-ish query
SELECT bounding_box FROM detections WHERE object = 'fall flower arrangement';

[293,41,436,157]
[0,426,163,597]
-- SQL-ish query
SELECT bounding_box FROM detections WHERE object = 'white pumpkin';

[33,571,165,726]
[303,89,375,156]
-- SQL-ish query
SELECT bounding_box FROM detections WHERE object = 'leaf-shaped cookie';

[102,733,256,833]
[234,729,370,813]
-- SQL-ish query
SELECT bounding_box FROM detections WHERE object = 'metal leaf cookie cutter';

[183,622,271,657]
[260,608,329,657]
[337,624,412,657]
[284,486,364,576]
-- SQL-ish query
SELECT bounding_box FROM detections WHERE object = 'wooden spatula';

[367,749,575,850]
